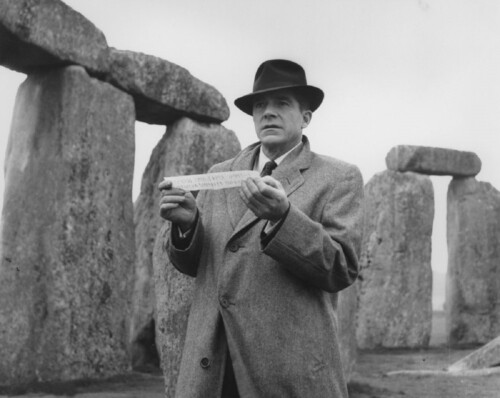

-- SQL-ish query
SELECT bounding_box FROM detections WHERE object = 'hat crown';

[253,59,307,92]
[234,58,324,115]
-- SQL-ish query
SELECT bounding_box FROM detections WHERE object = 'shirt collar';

[256,141,303,173]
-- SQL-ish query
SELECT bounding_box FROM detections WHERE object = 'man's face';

[252,89,311,155]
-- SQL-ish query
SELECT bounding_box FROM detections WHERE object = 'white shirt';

[256,141,303,173]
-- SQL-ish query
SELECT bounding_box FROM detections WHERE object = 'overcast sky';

[1,0,499,293]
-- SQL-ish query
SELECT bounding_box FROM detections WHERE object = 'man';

[159,59,364,397]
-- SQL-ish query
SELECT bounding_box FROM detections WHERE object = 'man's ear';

[302,110,312,129]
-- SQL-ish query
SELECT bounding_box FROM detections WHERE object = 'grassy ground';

[2,312,498,397]
[349,347,500,398]
[349,312,500,398]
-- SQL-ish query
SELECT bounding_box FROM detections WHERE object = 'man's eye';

[279,100,289,106]
[254,102,264,109]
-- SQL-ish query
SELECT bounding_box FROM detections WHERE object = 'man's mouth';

[262,124,280,130]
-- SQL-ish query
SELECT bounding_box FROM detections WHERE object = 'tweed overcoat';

[166,136,364,398]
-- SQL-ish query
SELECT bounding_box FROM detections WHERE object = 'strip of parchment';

[164,170,260,191]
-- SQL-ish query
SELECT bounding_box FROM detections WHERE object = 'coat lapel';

[226,136,313,240]
[272,139,312,197]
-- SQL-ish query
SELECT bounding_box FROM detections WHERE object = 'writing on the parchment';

[164,170,260,191]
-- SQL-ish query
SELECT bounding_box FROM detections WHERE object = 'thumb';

[261,176,284,191]
[259,176,286,199]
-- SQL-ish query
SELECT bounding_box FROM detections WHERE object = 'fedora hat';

[234,59,324,115]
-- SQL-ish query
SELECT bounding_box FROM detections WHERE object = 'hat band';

[254,80,304,92]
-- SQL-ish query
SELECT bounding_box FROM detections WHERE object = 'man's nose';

[263,103,277,117]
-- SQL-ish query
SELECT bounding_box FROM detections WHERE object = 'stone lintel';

[0,0,110,75]
[105,48,230,124]
[386,145,481,177]
[0,0,230,126]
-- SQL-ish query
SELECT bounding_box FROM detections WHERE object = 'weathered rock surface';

[448,335,500,372]
[0,1,230,127]
[337,283,358,380]
[0,0,109,75]
[446,177,500,346]
[105,49,230,125]
[132,118,240,380]
[0,66,135,385]
[152,223,194,398]
[357,170,434,349]
[386,145,481,177]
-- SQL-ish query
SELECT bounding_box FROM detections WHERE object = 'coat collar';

[225,135,313,237]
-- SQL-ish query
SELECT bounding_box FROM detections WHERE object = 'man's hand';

[158,180,197,231]
[239,176,289,222]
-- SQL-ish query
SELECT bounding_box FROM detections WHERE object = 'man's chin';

[260,136,282,146]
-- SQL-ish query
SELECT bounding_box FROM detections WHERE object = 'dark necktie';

[260,160,277,177]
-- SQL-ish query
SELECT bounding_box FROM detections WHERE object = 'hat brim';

[234,85,324,116]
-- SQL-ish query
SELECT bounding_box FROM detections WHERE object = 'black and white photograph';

[1,1,499,397]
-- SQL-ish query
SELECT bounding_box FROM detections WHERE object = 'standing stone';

[446,177,500,346]
[337,283,358,381]
[386,145,481,177]
[152,223,194,397]
[357,170,434,349]
[0,0,109,75]
[132,118,240,380]
[0,66,135,386]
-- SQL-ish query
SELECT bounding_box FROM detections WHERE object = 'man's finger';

[158,180,173,190]
[244,178,262,195]
[260,176,284,191]
[241,180,267,207]
[241,179,261,199]
[255,179,283,199]
[160,188,188,197]
[239,190,262,216]
[160,195,188,205]
[160,203,180,211]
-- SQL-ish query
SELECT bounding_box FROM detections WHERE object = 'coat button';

[220,296,230,309]
[200,357,210,369]
[228,243,239,252]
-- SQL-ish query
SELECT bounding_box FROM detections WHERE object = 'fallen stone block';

[448,335,500,372]
[387,367,500,377]
[0,65,134,385]
[0,0,109,75]
[356,170,434,349]
[105,49,230,125]
[446,177,500,346]
[385,145,481,177]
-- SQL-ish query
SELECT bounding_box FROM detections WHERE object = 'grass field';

[2,312,498,397]
[349,311,500,398]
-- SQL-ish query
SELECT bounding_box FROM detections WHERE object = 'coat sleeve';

[261,164,364,293]
[165,190,207,277]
